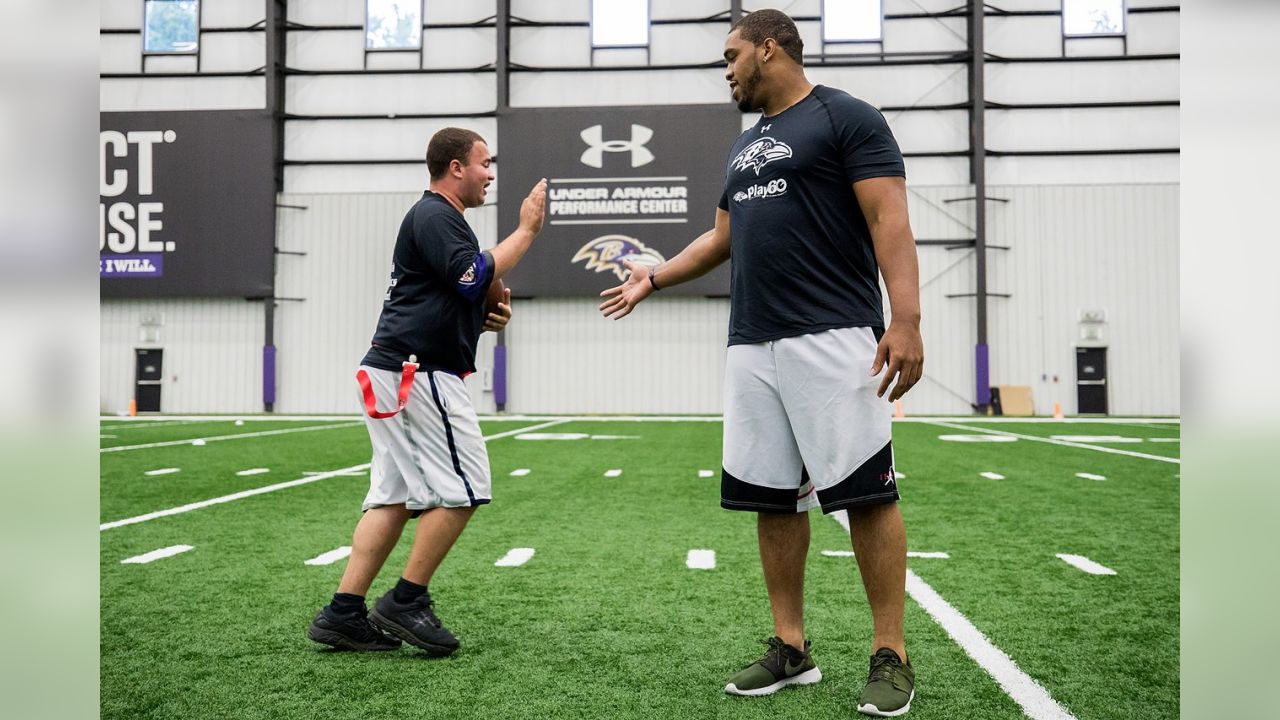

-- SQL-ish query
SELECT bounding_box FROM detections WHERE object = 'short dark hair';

[731,9,804,65]
[426,127,485,180]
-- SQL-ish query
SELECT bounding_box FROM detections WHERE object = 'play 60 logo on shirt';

[733,178,789,203]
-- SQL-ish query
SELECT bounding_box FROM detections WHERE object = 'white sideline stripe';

[1049,435,1143,444]
[100,421,568,532]
[980,471,1005,480]
[510,468,531,476]
[1056,554,1116,575]
[121,545,193,564]
[100,434,117,439]
[100,414,1179,424]
[305,546,352,566]
[698,470,715,478]
[101,422,362,453]
[1075,472,1106,481]
[236,468,270,476]
[686,549,716,570]
[495,548,535,567]
[927,421,1180,464]
[1148,438,1180,443]
[820,550,950,559]
[144,468,180,476]
[304,470,366,476]
[604,469,622,477]
[830,511,1075,720]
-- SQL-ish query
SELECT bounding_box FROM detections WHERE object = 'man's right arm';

[490,178,548,280]
[598,207,730,320]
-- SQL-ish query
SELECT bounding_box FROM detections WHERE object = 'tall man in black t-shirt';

[599,10,923,717]
[308,128,547,657]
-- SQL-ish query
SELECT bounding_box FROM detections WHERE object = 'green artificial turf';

[101,417,1179,719]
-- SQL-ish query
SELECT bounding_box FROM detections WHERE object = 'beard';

[734,62,763,113]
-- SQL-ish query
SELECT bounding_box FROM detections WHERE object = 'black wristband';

[648,266,661,291]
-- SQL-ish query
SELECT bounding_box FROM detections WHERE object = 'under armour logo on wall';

[579,124,655,168]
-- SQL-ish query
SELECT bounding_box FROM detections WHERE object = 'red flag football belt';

[357,356,419,419]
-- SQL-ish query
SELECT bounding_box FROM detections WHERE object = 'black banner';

[498,105,740,296]
[99,110,275,298]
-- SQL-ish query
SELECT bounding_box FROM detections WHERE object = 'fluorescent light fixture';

[592,0,650,48]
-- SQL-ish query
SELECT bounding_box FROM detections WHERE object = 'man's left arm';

[854,176,924,402]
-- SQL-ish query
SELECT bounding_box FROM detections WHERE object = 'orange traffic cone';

[894,401,905,419]
[129,398,137,417]
[1053,402,1064,420]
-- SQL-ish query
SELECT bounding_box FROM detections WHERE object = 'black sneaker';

[369,590,460,657]
[307,606,401,651]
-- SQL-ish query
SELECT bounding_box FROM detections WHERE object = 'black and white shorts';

[358,366,492,514]
[721,327,899,514]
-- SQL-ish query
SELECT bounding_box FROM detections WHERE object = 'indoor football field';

[100,415,1178,720]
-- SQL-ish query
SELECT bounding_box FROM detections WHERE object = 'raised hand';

[519,178,548,236]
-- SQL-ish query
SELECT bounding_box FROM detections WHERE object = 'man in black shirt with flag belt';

[308,127,547,657]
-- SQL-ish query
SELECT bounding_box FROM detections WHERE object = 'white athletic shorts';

[358,365,491,514]
[721,326,898,514]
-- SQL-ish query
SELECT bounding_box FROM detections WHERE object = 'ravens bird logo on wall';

[572,235,667,282]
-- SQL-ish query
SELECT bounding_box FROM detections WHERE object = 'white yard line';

[495,548,535,567]
[304,547,352,566]
[1056,554,1117,576]
[927,421,1180,464]
[144,468,180,476]
[1075,473,1106,481]
[1148,438,1180,443]
[604,469,623,477]
[101,422,362,453]
[686,549,716,570]
[236,468,270,476]
[831,511,1076,720]
[820,550,950,559]
[121,545,194,565]
[980,471,1006,480]
[698,470,715,478]
[509,468,531,476]
[100,421,568,531]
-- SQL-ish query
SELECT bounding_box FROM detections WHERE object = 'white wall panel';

[285,117,499,161]
[101,35,142,74]
[201,2,264,27]
[806,64,970,107]
[1127,12,1180,55]
[987,106,1179,151]
[201,33,267,73]
[986,60,1178,103]
[101,0,141,28]
[100,77,266,111]
[100,299,264,414]
[285,165,433,194]
[286,74,495,116]
[988,155,1179,184]
[511,69,727,107]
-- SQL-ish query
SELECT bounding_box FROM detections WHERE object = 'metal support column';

[494,0,511,412]
[730,0,743,24]
[968,0,990,413]
[263,0,287,412]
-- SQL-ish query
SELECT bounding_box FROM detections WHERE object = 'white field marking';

[509,468,531,476]
[101,422,362,453]
[698,470,715,478]
[515,432,589,440]
[100,421,569,531]
[191,439,206,446]
[928,420,1180,465]
[1056,554,1117,576]
[144,468,180,476]
[495,548,535,567]
[821,550,950,559]
[304,546,352,566]
[1148,438,1181,443]
[100,434,117,439]
[980,472,1006,480]
[121,545,194,564]
[234,420,244,426]
[588,435,640,440]
[304,469,366,477]
[99,419,216,430]
[604,469,623,477]
[1075,472,1106,481]
[895,471,907,480]
[99,414,1178,425]
[939,434,1019,443]
[686,549,716,570]
[236,468,270,476]
[906,569,1077,719]
[830,510,1076,720]
[1049,435,1142,444]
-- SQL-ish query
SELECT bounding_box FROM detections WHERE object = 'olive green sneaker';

[857,647,915,717]
[724,636,822,696]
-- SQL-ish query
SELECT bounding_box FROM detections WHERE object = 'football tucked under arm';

[485,277,506,312]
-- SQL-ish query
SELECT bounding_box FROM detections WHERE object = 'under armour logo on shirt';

[579,124,655,168]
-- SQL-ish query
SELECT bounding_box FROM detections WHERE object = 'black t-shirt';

[362,191,494,375]
[718,85,905,345]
